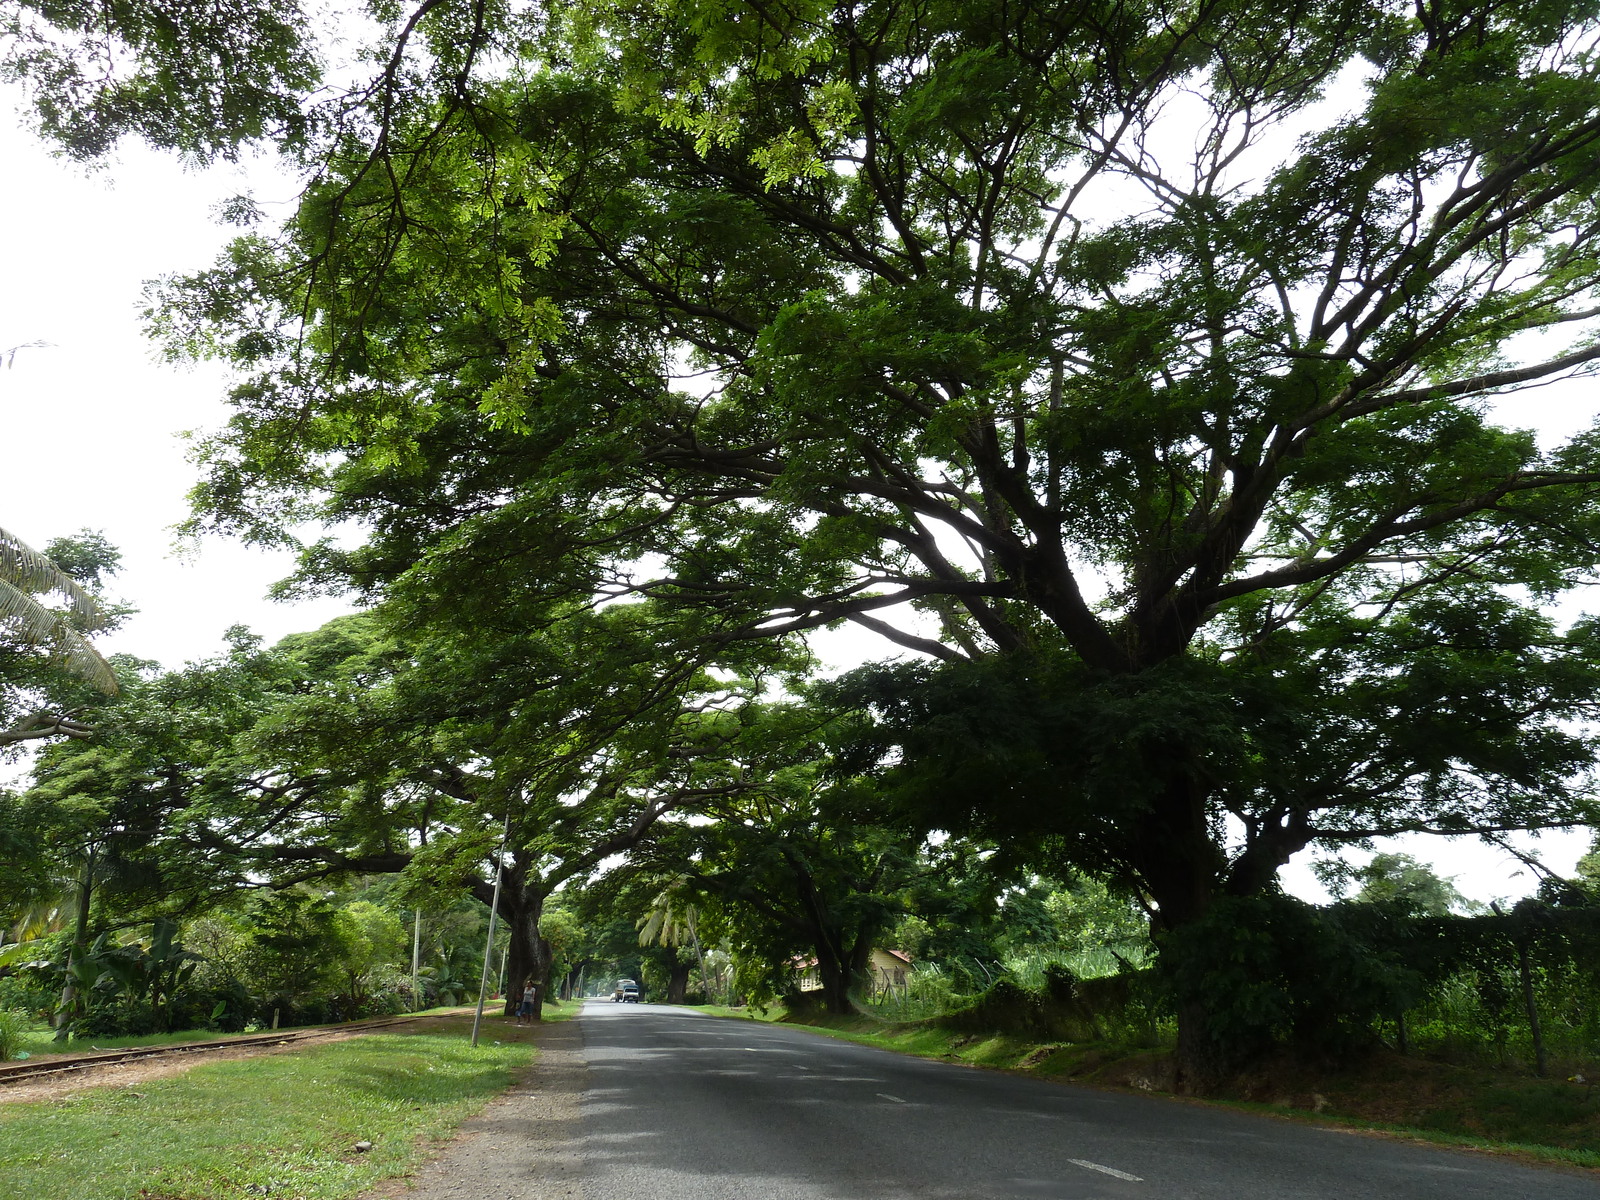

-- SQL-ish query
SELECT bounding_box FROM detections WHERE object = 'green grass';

[1412,1081,1596,1146]
[695,1004,784,1023]
[533,997,574,1022]
[0,1015,535,1200]
[695,1005,1042,1068]
[750,1009,1047,1068]
[18,1027,254,1059]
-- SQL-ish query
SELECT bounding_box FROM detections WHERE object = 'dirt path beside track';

[0,1014,468,1105]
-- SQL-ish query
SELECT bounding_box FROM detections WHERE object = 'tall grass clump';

[0,1008,31,1061]
[864,963,964,1020]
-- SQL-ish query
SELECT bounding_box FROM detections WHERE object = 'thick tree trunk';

[666,956,692,1004]
[499,883,549,1020]
[1087,680,1324,1091]
[1172,996,1232,1094]
[1135,772,1234,1094]
[1158,909,1238,1094]
[811,931,876,1016]
[815,954,853,1015]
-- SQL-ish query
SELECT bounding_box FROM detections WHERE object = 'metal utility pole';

[470,814,512,1048]
[411,909,423,1011]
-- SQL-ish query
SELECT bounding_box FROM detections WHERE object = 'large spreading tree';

[75,0,1600,1077]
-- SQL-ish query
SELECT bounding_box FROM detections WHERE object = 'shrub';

[0,1008,31,1060]
[1158,895,1420,1066]
[0,974,56,1021]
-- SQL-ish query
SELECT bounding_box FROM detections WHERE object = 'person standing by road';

[515,979,537,1025]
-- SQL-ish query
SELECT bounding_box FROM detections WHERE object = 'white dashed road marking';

[877,1092,907,1103]
[1069,1158,1143,1182]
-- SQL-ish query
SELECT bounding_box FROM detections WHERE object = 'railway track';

[0,1010,470,1084]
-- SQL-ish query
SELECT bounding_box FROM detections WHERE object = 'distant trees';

[656,786,918,1016]
[1351,853,1481,917]
[26,878,492,1038]
[11,599,780,1022]
[579,701,912,1014]
[1579,840,1600,896]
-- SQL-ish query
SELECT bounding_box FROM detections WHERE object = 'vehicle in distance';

[613,978,640,1002]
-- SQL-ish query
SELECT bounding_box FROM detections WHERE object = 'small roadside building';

[793,948,912,1000]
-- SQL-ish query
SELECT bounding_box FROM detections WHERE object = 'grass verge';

[694,1004,783,1023]
[713,1007,1600,1172]
[536,997,575,1022]
[0,1014,535,1200]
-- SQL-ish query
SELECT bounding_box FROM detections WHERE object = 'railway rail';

[0,1010,468,1085]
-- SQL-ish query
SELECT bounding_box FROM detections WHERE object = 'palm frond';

[0,576,118,693]
[0,525,104,625]
[7,897,72,943]
[638,879,699,947]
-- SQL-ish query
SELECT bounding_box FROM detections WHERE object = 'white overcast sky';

[0,95,353,668]
[0,83,1593,902]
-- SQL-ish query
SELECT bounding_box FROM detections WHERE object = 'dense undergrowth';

[850,893,1600,1082]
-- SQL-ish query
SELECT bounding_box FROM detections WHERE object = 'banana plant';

[55,920,202,1035]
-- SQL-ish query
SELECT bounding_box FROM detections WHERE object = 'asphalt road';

[570,1001,1598,1199]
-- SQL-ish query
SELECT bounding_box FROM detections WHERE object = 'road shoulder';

[360,1017,587,1200]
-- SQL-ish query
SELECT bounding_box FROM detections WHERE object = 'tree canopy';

[1,0,316,161]
[15,598,792,1017]
[1350,851,1480,916]
[0,528,121,748]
